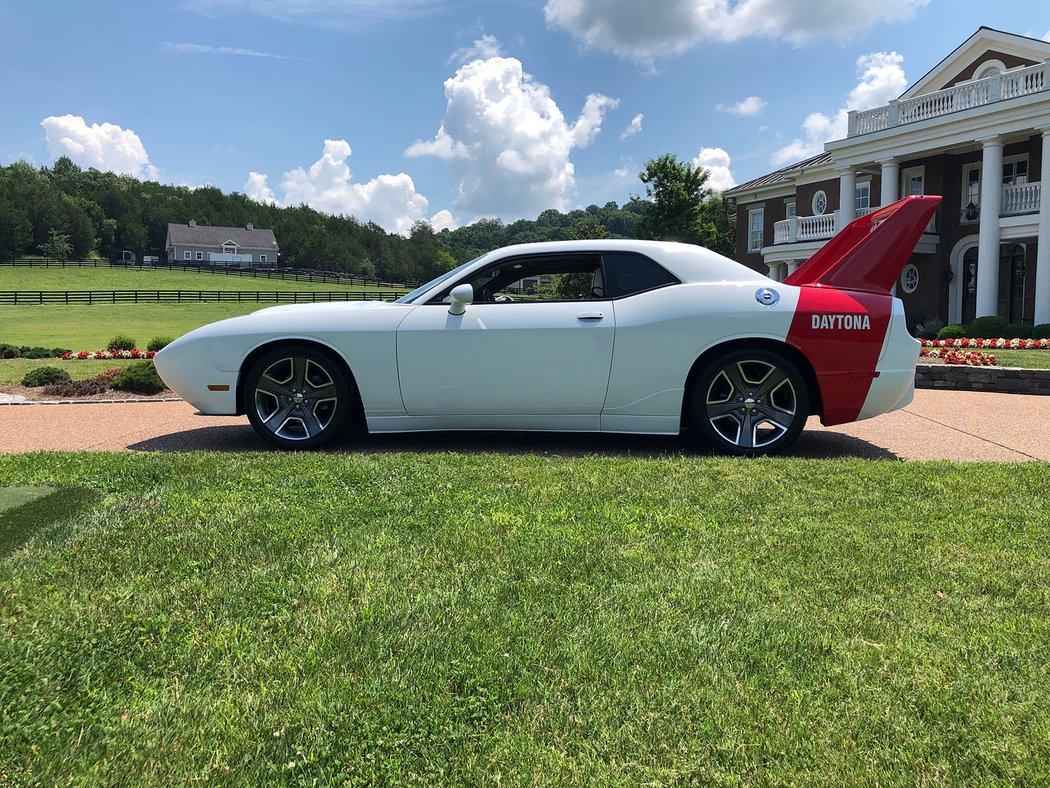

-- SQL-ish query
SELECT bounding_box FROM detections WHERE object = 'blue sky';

[2,0,1048,233]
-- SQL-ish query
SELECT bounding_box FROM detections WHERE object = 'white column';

[1034,128,1050,326]
[766,263,785,282]
[975,137,1004,318]
[837,169,857,231]
[786,262,801,276]
[879,159,899,207]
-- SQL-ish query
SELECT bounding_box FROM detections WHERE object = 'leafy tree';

[636,153,713,246]
[40,228,72,260]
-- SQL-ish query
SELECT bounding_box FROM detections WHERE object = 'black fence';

[0,290,406,306]
[0,258,424,290]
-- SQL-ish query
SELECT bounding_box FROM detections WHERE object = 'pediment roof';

[900,27,1050,100]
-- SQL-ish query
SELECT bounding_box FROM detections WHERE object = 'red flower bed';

[921,338,1050,349]
[920,347,997,366]
[61,349,157,360]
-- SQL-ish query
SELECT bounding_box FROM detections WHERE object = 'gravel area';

[0,390,1047,461]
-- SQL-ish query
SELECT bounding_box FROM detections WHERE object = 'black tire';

[691,349,809,456]
[244,346,352,450]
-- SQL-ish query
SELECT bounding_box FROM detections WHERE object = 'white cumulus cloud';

[693,147,735,192]
[245,171,278,204]
[406,48,619,219]
[246,140,448,235]
[544,0,929,61]
[41,115,159,179]
[770,51,906,166]
[430,209,458,232]
[717,96,766,116]
[620,113,643,139]
[449,34,503,65]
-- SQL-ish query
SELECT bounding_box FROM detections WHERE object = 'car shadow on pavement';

[128,424,900,460]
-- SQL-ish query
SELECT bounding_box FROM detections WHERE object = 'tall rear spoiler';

[782,195,942,294]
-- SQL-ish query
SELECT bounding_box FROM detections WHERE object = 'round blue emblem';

[755,287,780,307]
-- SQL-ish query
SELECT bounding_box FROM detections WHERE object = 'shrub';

[147,336,174,352]
[109,362,166,395]
[51,348,71,358]
[913,317,945,340]
[20,346,53,359]
[937,324,969,340]
[42,368,121,398]
[1002,323,1032,339]
[0,343,20,359]
[969,315,1009,339]
[107,334,137,351]
[1033,324,1050,340]
[21,366,72,387]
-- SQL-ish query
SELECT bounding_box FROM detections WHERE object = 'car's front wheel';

[244,346,351,450]
[691,349,809,456]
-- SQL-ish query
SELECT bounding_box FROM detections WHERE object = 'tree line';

[0,154,734,283]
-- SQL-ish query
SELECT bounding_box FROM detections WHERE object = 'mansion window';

[963,164,981,220]
[748,209,764,252]
[812,190,828,215]
[855,182,870,211]
[1003,158,1028,185]
[196,251,204,261]
[785,199,796,219]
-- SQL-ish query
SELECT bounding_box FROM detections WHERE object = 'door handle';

[577,311,604,320]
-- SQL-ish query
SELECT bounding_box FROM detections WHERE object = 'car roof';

[477,239,769,285]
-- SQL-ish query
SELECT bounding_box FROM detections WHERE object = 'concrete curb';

[0,397,183,406]
[916,364,1050,395]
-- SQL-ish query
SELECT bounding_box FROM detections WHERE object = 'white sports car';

[155,196,940,455]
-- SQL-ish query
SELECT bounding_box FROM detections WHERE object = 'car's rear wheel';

[244,346,351,450]
[691,349,809,456]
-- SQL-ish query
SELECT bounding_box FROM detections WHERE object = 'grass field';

[0,266,400,294]
[0,267,405,349]
[0,451,1048,783]
[979,348,1050,369]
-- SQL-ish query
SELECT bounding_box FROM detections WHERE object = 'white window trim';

[784,198,796,219]
[748,208,764,252]
[195,251,204,261]
[1002,153,1030,185]
[855,178,871,211]
[811,190,828,216]
[901,166,925,198]
[183,250,191,260]
[962,162,982,219]
[260,254,267,264]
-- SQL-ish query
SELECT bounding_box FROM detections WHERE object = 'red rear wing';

[783,195,941,294]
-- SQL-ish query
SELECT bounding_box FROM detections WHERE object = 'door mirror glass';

[448,283,473,315]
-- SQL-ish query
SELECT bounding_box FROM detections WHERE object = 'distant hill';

[0,158,653,284]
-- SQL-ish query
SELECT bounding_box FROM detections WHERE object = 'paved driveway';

[0,389,1046,461]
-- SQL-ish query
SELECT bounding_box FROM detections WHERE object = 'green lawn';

[0,303,301,348]
[0,266,399,294]
[0,452,1047,784]
[985,348,1050,369]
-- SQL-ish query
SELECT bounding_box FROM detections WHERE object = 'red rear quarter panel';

[787,285,894,426]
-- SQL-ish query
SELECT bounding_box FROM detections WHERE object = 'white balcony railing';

[772,206,937,245]
[773,213,838,244]
[1002,182,1041,215]
[849,60,1049,136]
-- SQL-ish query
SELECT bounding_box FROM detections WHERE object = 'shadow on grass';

[129,423,899,461]
[0,487,100,558]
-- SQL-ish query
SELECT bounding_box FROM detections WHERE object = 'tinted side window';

[602,253,679,298]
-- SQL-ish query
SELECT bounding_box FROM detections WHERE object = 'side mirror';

[448,283,473,315]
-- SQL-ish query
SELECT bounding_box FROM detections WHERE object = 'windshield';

[395,256,483,304]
